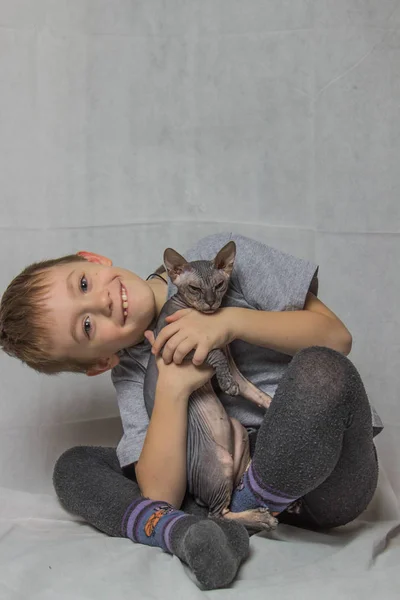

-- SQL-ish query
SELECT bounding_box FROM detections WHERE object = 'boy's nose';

[87,289,112,315]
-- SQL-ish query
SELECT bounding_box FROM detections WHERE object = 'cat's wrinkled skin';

[143,242,275,531]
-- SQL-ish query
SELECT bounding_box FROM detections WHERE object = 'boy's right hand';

[144,330,214,395]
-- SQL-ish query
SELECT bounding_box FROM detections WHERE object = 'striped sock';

[230,461,299,514]
[121,498,187,553]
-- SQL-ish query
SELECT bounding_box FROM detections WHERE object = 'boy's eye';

[80,275,88,292]
[188,285,200,292]
[83,316,91,338]
[215,281,224,290]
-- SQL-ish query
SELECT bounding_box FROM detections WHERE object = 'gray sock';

[169,516,249,590]
[53,446,249,590]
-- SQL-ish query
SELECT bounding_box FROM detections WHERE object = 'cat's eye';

[188,285,200,292]
[215,281,224,290]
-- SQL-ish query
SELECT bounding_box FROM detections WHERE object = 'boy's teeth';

[121,284,128,321]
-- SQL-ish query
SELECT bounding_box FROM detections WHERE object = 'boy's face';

[43,252,156,375]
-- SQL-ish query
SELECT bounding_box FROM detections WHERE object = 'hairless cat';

[144,242,278,531]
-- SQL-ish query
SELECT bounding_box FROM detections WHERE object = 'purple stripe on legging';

[121,498,142,536]
[163,514,187,553]
[126,499,154,540]
[248,463,297,504]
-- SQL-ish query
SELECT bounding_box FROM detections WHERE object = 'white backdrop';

[0,2,399,598]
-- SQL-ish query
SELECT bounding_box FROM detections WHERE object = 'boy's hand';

[151,308,233,366]
[144,330,215,395]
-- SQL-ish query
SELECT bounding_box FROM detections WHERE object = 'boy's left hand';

[152,308,233,366]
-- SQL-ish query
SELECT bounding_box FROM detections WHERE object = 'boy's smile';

[43,253,166,375]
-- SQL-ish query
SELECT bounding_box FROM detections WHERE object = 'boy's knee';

[295,345,348,367]
[292,346,355,392]
[53,446,93,495]
[287,346,366,423]
[53,445,120,501]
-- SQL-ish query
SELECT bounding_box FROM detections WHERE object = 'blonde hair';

[0,255,99,375]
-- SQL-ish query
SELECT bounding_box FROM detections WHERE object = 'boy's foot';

[171,517,249,589]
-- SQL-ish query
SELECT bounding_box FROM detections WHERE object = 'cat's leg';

[205,349,240,396]
[218,419,277,532]
[221,507,278,532]
[187,385,235,516]
[223,346,272,409]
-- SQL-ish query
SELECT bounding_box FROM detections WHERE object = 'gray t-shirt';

[112,232,383,468]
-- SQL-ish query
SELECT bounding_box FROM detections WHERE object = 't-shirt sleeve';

[113,379,149,467]
[112,350,149,468]
[183,232,319,312]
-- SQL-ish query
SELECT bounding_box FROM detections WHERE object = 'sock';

[122,498,187,552]
[122,498,249,590]
[230,461,299,514]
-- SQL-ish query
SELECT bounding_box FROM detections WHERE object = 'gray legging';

[53,346,378,535]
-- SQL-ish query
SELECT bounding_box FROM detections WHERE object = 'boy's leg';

[53,445,249,590]
[230,346,378,528]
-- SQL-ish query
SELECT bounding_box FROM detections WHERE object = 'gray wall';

[0,1,399,502]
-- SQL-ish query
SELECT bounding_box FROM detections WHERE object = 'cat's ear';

[213,241,236,276]
[163,248,189,282]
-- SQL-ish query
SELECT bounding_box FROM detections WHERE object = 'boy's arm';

[135,334,214,509]
[134,380,190,508]
[155,232,351,363]
[153,293,352,368]
[228,292,352,356]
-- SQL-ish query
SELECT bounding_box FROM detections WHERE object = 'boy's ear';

[77,251,113,267]
[86,354,120,377]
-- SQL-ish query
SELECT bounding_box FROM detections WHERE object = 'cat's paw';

[225,382,240,396]
[219,380,239,396]
[223,507,278,532]
[215,371,240,396]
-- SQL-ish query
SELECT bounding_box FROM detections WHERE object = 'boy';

[0,232,381,590]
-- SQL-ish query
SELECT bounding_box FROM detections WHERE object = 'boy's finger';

[152,323,180,354]
[144,330,155,345]
[192,344,209,366]
[172,338,195,365]
[165,309,192,322]
[160,332,188,364]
